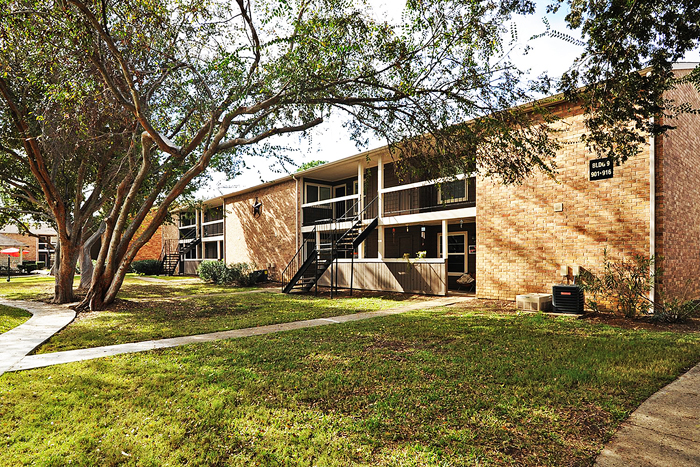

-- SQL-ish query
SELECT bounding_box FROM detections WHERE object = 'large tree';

[2,0,564,309]
[553,0,700,160]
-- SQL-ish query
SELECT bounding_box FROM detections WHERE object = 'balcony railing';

[382,184,475,217]
[302,193,360,226]
[203,222,223,237]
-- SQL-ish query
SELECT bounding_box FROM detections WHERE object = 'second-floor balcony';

[301,176,476,227]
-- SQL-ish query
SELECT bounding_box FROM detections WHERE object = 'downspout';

[649,116,656,307]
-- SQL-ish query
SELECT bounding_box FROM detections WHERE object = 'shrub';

[226,262,257,286]
[131,259,163,276]
[198,261,257,286]
[198,261,229,284]
[652,298,700,323]
[579,250,699,322]
[579,249,656,318]
[652,281,700,323]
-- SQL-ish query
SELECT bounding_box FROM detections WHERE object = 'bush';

[226,262,258,287]
[579,250,699,322]
[652,298,700,323]
[131,259,163,276]
[579,249,656,318]
[198,261,229,284]
[198,261,257,286]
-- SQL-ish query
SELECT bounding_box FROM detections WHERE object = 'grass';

[0,305,31,333]
[0,274,58,301]
[0,274,260,301]
[36,292,412,353]
[1,306,699,465]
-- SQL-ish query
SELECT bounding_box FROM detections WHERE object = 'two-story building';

[164,63,700,302]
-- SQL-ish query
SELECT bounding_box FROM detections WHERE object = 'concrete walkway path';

[0,298,75,376]
[4,296,468,373]
[596,362,700,466]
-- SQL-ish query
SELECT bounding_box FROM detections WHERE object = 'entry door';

[334,185,346,220]
[438,233,466,276]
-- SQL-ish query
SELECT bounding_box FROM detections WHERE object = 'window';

[183,245,199,260]
[204,241,219,259]
[204,222,223,237]
[305,183,332,204]
[438,179,467,204]
[438,233,466,275]
[179,211,196,227]
[204,206,223,223]
[179,226,197,240]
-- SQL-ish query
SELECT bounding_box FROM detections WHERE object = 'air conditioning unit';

[516,293,552,312]
[552,284,585,314]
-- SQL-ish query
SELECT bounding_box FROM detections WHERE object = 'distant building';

[0,224,56,268]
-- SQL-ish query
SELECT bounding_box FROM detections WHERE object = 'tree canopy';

[554,0,700,162]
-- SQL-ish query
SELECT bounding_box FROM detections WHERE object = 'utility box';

[516,293,553,312]
[552,285,585,314]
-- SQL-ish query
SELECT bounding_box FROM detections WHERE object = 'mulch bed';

[580,312,700,332]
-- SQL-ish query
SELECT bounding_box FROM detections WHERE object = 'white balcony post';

[441,220,448,260]
[298,176,304,238]
[441,220,448,287]
[378,154,384,218]
[378,225,385,259]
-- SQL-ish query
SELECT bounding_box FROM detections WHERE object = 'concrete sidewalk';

[596,362,700,466]
[0,298,75,376]
[5,296,466,372]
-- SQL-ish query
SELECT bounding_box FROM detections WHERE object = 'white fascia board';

[379,172,475,194]
[332,258,446,264]
[379,207,477,226]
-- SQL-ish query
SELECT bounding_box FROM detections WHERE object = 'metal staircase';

[159,237,201,276]
[281,198,378,295]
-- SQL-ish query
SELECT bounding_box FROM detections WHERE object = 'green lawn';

[1,306,699,465]
[37,292,413,353]
[0,274,261,301]
[0,305,31,333]
[0,274,58,301]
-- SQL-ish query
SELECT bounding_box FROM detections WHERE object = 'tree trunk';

[53,242,78,303]
[78,222,106,290]
[50,242,60,276]
[82,276,109,311]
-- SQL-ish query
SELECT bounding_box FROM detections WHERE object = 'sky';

[196,0,700,200]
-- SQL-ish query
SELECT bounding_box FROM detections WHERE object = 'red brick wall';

[657,73,700,299]
[224,179,298,280]
[2,233,36,262]
[133,225,164,261]
[132,214,172,261]
[476,102,651,300]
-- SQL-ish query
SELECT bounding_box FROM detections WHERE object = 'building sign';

[589,158,613,181]
[468,245,476,254]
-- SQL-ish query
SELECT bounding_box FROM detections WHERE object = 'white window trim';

[437,179,468,204]
[304,182,333,204]
[202,240,223,260]
[202,219,224,226]
[437,232,467,276]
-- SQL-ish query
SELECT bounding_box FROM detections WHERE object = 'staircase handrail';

[336,196,378,245]
[280,226,316,289]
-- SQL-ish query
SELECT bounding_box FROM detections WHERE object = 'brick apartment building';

[164,63,699,302]
[0,224,57,269]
